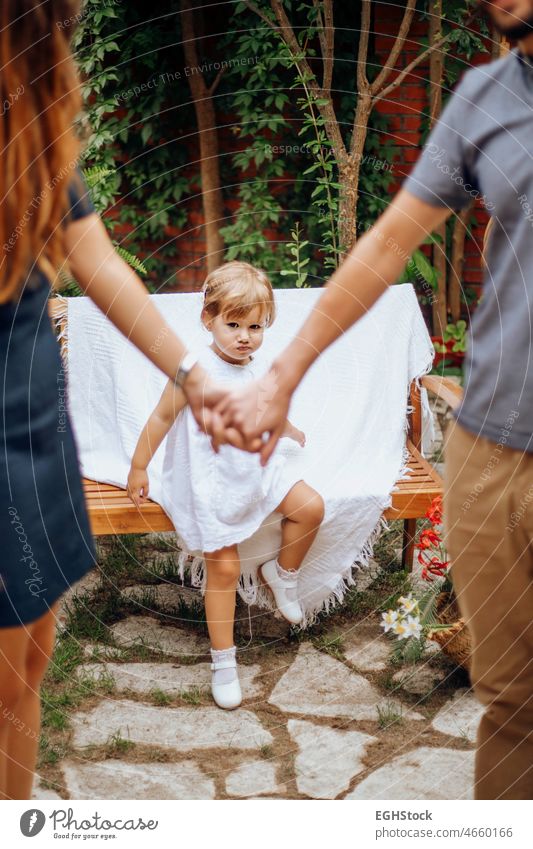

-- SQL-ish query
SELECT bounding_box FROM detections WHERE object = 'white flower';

[392,619,409,640]
[404,615,423,639]
[398,594,419,615]
[381,610,399,633]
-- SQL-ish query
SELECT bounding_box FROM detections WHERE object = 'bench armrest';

[421,375,463,410]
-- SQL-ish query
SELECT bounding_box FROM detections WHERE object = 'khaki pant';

[444,419,533,799]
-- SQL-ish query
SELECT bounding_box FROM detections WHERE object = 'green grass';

[312,631,345,659]
[376,700,404,729]
[259,744,274,759]
[178,686,205,706]
[149,688,173,706]
[38,734,66,766]
[105,731,135,755]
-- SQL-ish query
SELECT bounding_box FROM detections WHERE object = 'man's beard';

[499,13,533,38]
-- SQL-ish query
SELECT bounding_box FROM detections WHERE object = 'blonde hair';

[201,261,276,327]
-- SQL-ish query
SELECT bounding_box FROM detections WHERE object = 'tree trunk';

[337,157,358,255]
[429,0,447,337]
[340,92,372,252]
[449,206,470,321]
[181,0,224,272]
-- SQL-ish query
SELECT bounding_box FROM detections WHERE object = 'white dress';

[160,344,304,554]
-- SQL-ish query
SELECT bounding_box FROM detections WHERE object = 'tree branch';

[371,12,476,107]
[268,0,345,155]
[312,0,334,95]
[369,0,417,97]
[208,66,226,96]
[357,0,371,92]
[242,0,281,34]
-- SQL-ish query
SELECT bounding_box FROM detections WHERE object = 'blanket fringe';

[49,295,69,371]
[297,512,390,629]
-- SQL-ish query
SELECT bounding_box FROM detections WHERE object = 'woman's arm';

[127,379,186,505]
[63,214,256,448]
[214,190,452,462]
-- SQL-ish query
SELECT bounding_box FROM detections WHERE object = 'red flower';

[426,496,443,525]
[421,555,450,581]
[416,528,441,551]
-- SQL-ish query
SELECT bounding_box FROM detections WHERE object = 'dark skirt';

[0,275,96,628]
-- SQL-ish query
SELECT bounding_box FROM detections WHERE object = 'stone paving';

[34,594,482,801]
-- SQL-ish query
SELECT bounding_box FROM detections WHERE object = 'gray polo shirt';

[402,47,533,451]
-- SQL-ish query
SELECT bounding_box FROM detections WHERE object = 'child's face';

[204,305,266,364]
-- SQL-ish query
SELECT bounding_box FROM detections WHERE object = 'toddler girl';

[127,262,324,709]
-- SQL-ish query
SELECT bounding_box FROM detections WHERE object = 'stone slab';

[432,689,484,743]
[77,661,263,699]
[268,644,423,721]
[289,719,377,799]
[83,643,127,661]
[111,616,210,658]
[346,746,475,799]
[71,699,273,751]
[225,760,284,798]
[62,759,215,800]
[392,664,446,696]
[121,583,200,612]
[342,634,391,672]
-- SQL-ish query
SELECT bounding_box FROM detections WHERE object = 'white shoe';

[260,559,303,625]
[210,658,242,710]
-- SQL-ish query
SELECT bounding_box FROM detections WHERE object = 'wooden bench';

[48,298,463,569]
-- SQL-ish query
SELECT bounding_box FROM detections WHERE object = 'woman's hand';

[213,364,295,465]
[127,466,150,506]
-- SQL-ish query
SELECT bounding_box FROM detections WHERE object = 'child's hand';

[283,423,306,447]
[127,466,149,506]
[291,427,306,447]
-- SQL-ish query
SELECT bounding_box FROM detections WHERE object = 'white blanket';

[61,285,434,627]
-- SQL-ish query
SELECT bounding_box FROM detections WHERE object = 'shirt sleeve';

[66,164,96,223]
[401,71,480,210]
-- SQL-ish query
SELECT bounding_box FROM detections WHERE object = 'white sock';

[210,645,237,685]
[275,561,299,601]
[276,561,298,581]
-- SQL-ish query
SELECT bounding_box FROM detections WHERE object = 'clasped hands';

[184,361,293,465]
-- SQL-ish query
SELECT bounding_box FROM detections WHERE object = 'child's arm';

[127,379,187,505]
[282,419,306,447]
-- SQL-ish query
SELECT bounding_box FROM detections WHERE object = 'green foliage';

[72,0,195,288]
[435,319,468,352]
[221,2,399,277]
[73,0,488,305]
[280,223,311,287]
